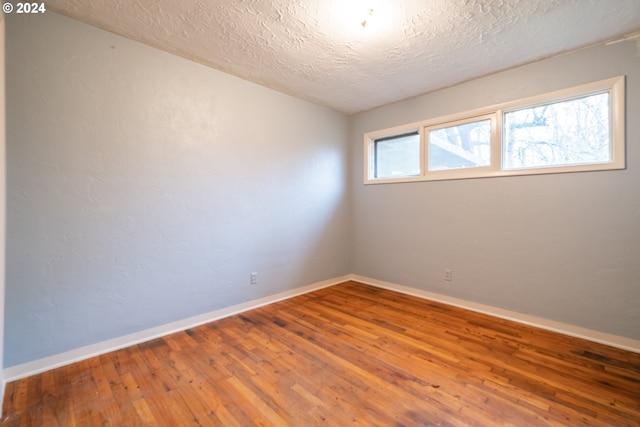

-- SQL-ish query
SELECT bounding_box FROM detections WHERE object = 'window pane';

[428,120,491,171]
[503,92,610,169]
[374,132,420,178]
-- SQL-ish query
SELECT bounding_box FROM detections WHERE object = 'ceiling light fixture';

[326,0,394,39]
[361,8,374,30]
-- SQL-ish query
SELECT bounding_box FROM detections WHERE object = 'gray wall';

[350,41,640,340]
[6,11,639,369]
[5,12,350,367]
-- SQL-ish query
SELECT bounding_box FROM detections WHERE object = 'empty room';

[1,0,640,425]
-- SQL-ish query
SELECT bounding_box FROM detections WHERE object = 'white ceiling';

[45,0,640,115]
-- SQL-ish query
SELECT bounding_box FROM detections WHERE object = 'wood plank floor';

[2,281,639,426]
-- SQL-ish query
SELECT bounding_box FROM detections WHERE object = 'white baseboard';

[4,273,639,384]
[349,274,640,354]
[3,275,351,382]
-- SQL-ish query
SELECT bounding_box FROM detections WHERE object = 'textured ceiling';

[45,0,640,115]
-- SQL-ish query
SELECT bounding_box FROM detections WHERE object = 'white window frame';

[364,76,625,184]
[425,113,497,179]
[365,124,423,184]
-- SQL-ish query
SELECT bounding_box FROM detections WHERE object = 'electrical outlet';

[444,269,452,282]
[250,272,258,285]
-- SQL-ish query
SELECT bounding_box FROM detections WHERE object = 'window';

[427,116,493,172]
[364,76,625,184]
[503,92,611,169]
[373,132,420,179]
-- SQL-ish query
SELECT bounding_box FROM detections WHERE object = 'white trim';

[364,76,626,184]
[348,274,640,354]
[3,275,351,382]
[4,272,639,383]
[364,124,422,182]
[425,113,495,176]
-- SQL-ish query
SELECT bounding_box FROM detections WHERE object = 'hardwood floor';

[2,281,639,426]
